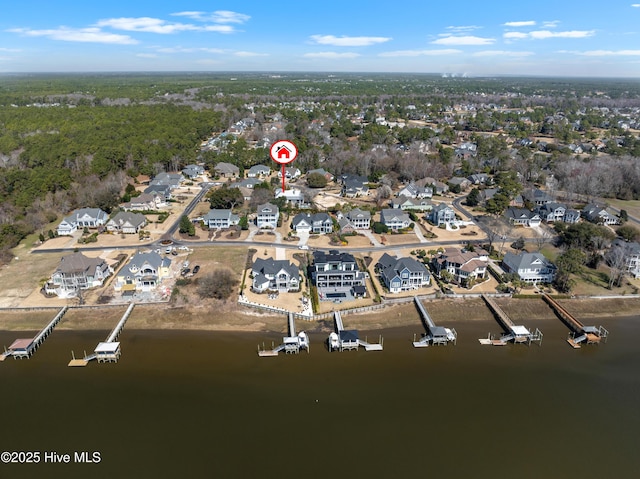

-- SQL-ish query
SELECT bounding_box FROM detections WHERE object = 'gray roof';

[109,211,146,228]
[257,202,279,215]
[502,251,553,272]
[203,209,238,221]
[377,253,429,282]
[380,209,411,224]
[346,208,371,220]
[74,208,108,220]
[56,252,106,274]
[124,251,171,272]
[252,257,299,278]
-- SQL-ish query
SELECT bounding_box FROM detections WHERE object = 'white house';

[275,188,305,206]
[502,251,556,284]
[57,208,109,236]
[114,252,172,293]
[256,203,279,229]
[203,209,240,229]
[380,209,412,231]
[251,257,300,293]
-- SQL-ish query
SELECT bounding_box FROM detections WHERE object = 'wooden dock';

[481,295,542,346]
[413,297,457,347]
[67,303,134,366]
[257,313,309,356]
[2,306,68,360]
[542,294,608,348]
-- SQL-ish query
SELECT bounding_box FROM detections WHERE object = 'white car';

[298,245,309,250]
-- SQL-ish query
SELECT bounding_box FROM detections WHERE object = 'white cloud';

[505,29,595,40]
[503,21,536,27]
[473,50,534,57]
[8,27,138,44]
[579,50,640,56]
[303,52,361,59]
[379,49,462,57]
[95,17,198,34]
[310,35,391,47]
[0,47,21,52]
[445,25,482,33]
[156,47,227,54]
[432,35,495,46]
[172,10,250,24]
[632,4,640,7]
[234,51,268,57]
[543,20,560,28]
[504,32,529,40]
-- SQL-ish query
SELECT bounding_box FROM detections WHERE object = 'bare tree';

[605,244,629,289]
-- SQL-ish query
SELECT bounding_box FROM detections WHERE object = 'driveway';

[360,229,382,247]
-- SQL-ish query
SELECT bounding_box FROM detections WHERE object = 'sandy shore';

[0,297,638,334]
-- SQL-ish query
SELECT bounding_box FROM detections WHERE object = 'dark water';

[1,317,639,479]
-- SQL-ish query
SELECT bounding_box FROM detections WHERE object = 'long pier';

[328,311,383,352]
[412,297,457,347]
[258,313,309,356]
[542,294,608,348]
[480,295,542,346]
[68,303,135,366]
[1,306,68,360]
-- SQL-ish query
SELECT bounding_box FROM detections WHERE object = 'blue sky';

[2,1,640,76]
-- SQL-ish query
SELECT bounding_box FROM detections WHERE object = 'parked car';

[193,265,200,274]
[181,268,191,276]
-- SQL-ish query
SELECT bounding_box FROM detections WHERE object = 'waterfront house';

[312,250,367,300]
[114,252,172,293]
[502,251,556,284]
[433,248,488,284]
[256,203,279,229]
[251,257,300,293]
[203,209,240,229]
[376,253,430,293]
[47,252,113,297]
[106,212,147,234]
[428,203,456,226]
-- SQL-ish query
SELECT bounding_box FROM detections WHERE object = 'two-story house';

[345,208,371,230]
[428,203,456,226]
[433,248,488,284]
[312,250,367,300]
[182,164,205,179]
[397,182,433,199]
[114,251,172,293]
[502,251,556,284]
[582,203,619,225]
[291,212,333,234]
[251,257,301,293]
[536,202,567,223]
[203,209,240,229]
[256,203,279,229]
[380,209,412,231]
[376,253,430,293]
[46,252,113,297]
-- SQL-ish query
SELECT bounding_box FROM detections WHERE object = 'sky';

[2,1,640,77]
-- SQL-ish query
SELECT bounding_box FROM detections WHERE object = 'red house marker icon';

[276,144,293,160]
[270,140,298,193]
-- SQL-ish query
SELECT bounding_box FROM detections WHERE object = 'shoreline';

[0,297,637,334]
